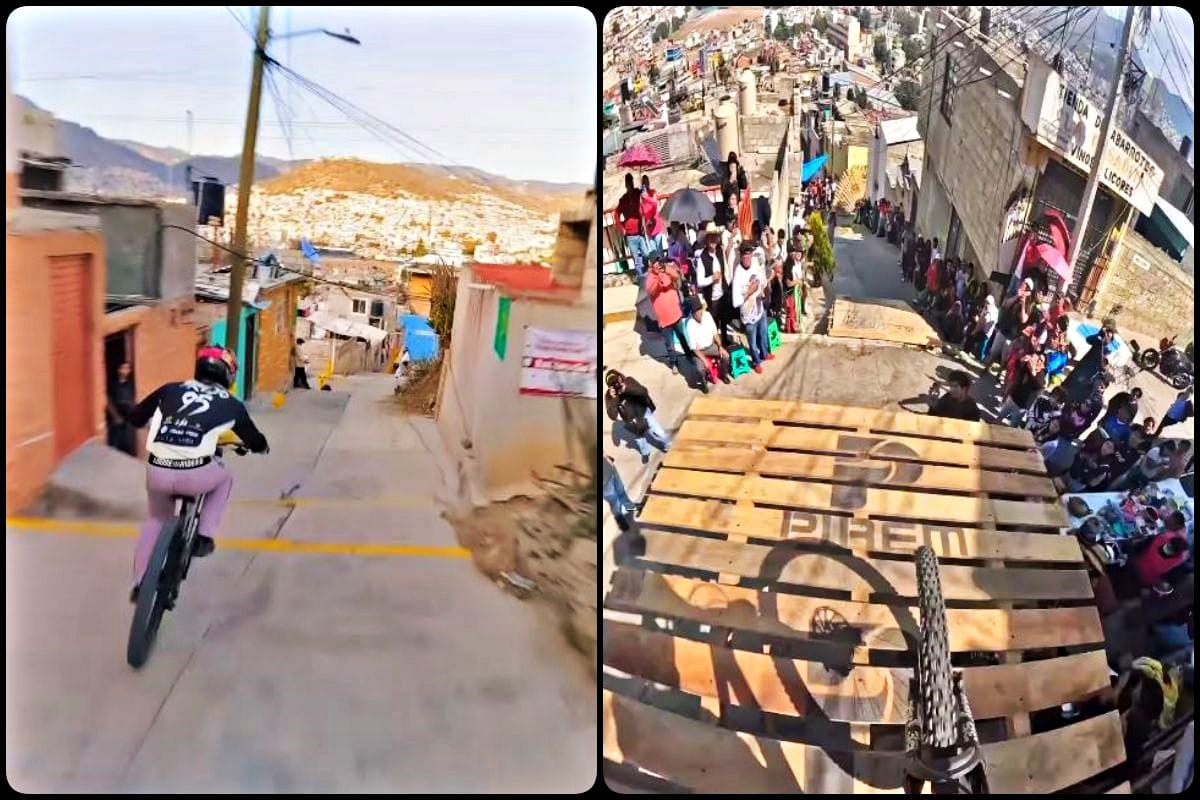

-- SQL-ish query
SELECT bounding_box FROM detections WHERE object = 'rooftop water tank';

[738,70,757,116]
[714,100,739,161]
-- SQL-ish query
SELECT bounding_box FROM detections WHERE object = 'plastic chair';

[729,346,752,379]
[768,318,782,352]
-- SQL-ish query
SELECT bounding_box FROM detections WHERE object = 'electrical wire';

[162,223,404,299]
[266,58,449,166]
[225,6,255,40]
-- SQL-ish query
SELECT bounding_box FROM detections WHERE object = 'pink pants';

[133,462,233,583]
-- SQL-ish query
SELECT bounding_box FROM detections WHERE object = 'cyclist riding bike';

[125,346,269,601]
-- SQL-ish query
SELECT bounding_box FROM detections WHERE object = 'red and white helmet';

[195,345,238,388]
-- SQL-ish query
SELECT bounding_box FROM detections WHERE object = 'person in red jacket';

[645,257,694,374]
[1129,527,1189,593]
[616,172,649,277]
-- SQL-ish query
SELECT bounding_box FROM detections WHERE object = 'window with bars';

[352,299,367,314]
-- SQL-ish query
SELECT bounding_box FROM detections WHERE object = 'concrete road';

[6,374,595,793]
[831,219,915,303]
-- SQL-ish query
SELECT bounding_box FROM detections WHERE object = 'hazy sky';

[1104,6,1194,107]
[9,6,597,184]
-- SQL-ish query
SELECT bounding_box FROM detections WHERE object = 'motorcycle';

[1129,336,1193,389]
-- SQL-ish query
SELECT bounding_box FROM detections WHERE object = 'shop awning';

[801,154,828,183]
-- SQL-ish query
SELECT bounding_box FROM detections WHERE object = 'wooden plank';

[603,689,911,794]
[604,689,1125,794]
[638,496,1084,562]
[676,421,1047,474]
[1106,781,1132,793]
[651,468,1069,529]
[830,296,942,350]
[606,568,1106,654]
[604,623,1113,723]
[637,531,1094,601]
[982,710,1126,794]
[688,395,1035,449]
[662,446,1059,499]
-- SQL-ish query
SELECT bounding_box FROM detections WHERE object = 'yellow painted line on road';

[234,494,437,509]
[6,517,470,560]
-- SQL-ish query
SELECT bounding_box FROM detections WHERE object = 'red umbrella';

[617,142,661,168]
[1030,241,1073,285]
[1041,209,1071,257]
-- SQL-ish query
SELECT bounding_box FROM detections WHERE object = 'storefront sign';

[519,327,597,398]
[1021,57,1163,215]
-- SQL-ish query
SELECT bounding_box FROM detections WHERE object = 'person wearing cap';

[604,370,671,460]
[695,223,728,340]
[732,242,770,373]
[1062,316,1116,404]
[685,300,731,390]
[782,240,804,333]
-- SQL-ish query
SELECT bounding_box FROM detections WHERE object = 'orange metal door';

[50,255,94,459]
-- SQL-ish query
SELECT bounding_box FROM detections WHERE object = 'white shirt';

[752,245,768,276]
[686,311,719,351]
[732,264,765,324]
[931,247,942,264]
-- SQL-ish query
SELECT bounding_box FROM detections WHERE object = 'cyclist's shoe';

[192,534,216,558]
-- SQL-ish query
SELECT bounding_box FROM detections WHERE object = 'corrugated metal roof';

[879,115,921,145]
[307,310,388,343]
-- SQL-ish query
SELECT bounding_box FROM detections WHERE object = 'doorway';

[242,313,257,400]
[103,328,136,455]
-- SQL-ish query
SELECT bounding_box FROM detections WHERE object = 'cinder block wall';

[1092,232,1195,340]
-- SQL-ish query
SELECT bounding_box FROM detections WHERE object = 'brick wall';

[1091,231,1195,341]
[740,115,789,155]
[6,222,106,513]
[102,298,199,456]
[255,281,299,395]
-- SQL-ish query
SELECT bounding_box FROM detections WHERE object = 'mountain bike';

[904,546,990,794]
[126,441,249,668]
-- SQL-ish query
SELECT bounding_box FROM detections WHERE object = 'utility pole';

[225,6,271,358]
[1064,5,1138,289]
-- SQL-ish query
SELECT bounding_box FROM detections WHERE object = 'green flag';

[493,296,511,359]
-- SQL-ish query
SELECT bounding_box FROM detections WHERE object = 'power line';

[954,8,1082,93]
[265,59,447,164]
[162,223,403,298]
[224,6,255,40]
[856,6,1044,102]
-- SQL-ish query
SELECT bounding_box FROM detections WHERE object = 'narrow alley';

[6,374,596,792]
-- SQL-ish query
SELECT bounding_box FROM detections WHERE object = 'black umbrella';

[662,188,717,226]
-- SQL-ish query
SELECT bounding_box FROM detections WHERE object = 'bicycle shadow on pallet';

[606,530,928,792]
